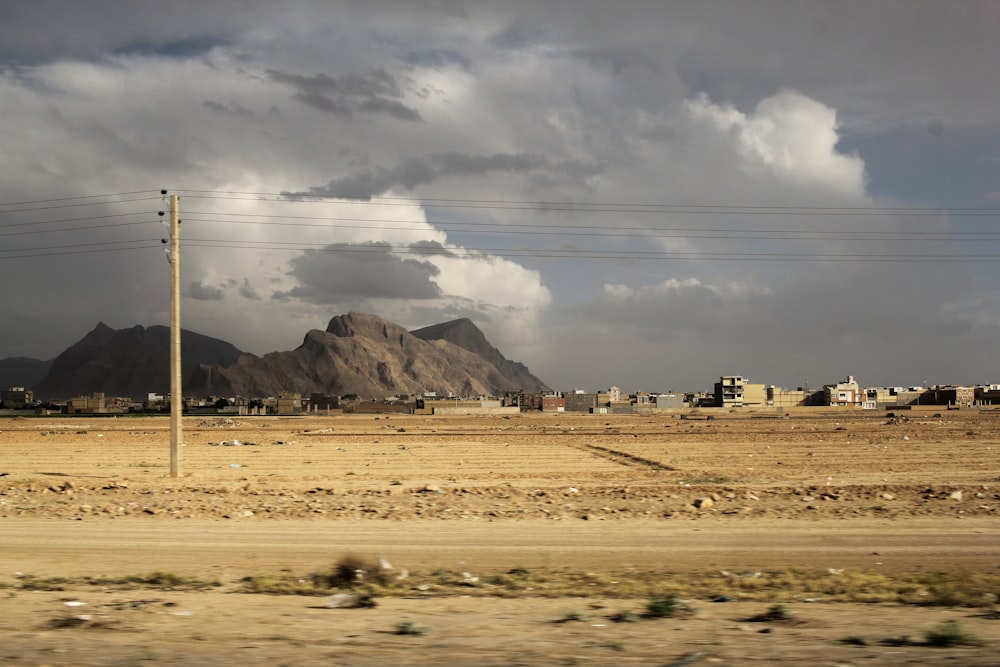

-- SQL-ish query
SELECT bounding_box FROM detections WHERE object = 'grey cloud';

[266,67,420,121]
[203,100,252,117]
[489,21,550,50]
[293,91,353,117]
[188,281,225,301]
[112,35,226,59]
[403,48,471,71]
[239,279,261,301]
[359,97,421,121]
[298,152,599,198]
[407,240,456,258]
[274,242,442,303]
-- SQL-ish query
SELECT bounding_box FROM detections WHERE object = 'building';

[1,387,33,409]
[564,391,598,412]
[934,386,975,409]
[715,376,747,407]
[824,376,863,407]
[67,392,126,414]
[309,393,339,411]
[541,395,566,412]
[766,386,811,408]
[276,392,302,415]
[653,393,685,409]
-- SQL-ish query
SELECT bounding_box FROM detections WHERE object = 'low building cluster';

[3,376,999,416]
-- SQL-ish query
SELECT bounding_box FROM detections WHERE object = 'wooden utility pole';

[169,194,182,477]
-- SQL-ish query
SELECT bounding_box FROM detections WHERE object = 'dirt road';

[1,412,998,665]
[1,517,997,578]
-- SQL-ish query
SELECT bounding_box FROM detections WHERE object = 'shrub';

[923,621,984,647]
[644,595,681,618]
[312,555,389,589]
[394,620,428,636]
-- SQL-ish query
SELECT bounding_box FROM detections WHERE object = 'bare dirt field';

[1,410,999,665]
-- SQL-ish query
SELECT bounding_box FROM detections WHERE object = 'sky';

[2,0,999,393]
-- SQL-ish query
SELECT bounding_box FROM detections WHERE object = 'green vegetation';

[923,620,985,647]
[6,564,999,610]
[393,620,428,636]
[643,595,682,618]
[558,610,592,622]
[15,572,219,592]
[835,636,867,646]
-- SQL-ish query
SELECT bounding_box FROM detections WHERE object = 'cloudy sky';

[2,1,999,392]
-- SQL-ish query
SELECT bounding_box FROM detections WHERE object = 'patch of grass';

[18,577,72,591]
[86,572,220,591]
[558,610,592,623]
[835,636,867,646]
[394,619,428,636]
[610,610,640,623]
[19,572,217,592]
[228,564,1000,610]
[643,595,682,618]
[745,603,794,623]
[923,620,985,647]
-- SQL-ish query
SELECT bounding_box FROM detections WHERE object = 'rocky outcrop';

[188,312,545,399]
[31,323,245,400]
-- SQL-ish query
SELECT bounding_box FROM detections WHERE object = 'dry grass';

[5,561,998,607]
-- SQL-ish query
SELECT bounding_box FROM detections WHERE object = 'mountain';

[187,312,547,399]
[32,323,246,400]
[410,318,548,393]
[0,356,54,391]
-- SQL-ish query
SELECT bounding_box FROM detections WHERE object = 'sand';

[1,411,998,665]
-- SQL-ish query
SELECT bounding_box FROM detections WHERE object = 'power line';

[180,193,1000,216]
[0,220,159,237]
[174,189,1000,214]
[180,213,1000,242]
[180,238,1000,263]
[0,196,163,214]
[0,243,162,260]
[0,238,161,255]
[0,212,154,230]
[0,190,162,208]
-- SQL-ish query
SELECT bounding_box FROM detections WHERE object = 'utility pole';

[168,194,182,477]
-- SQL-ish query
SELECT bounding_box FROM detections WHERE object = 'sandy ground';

[1,411,999,665]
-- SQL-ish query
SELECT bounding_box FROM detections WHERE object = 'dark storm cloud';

[266,68,421,121]
[296,152,601,198]
[402,48,471,71]
[202,100,253,117]
[111,36,227,59]
[489,21,550,50]
[239,279,261,301]
[408,240,455,257]
[274,242,442,303]
[188,281,225,301]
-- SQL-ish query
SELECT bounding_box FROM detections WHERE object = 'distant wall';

[432,406,520,416]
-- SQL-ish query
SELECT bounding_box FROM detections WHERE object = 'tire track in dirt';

[576,443,676,472]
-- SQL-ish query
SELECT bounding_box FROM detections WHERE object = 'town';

[3,375,999,416]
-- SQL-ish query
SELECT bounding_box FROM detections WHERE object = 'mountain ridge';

[11,313,547,400]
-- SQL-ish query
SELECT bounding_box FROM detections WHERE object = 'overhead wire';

[2,187,998,262]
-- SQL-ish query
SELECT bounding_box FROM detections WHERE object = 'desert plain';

[0,410,998,666]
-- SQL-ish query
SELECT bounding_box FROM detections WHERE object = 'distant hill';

[0,357,54,391]
[32,323,246,400]
[187,312,547,399]
[410,318,548,393]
